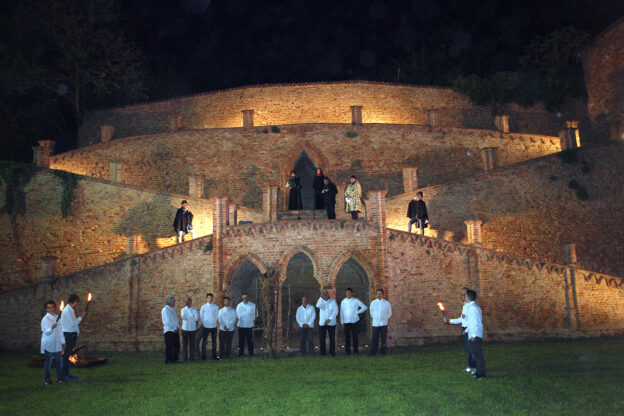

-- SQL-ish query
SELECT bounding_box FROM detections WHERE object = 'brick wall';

[385,143,624,278]
[78,82,588,146]
[582,18,624,141]
[51,124,561,208]
[0,166,261,291]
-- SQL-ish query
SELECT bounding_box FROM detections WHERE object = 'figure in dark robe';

[321,177,338,219]
[286,171,303,210]
[407,191,429,234]
[312,168,326,210]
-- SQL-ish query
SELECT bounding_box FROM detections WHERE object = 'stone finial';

[426,109,439,127]
[402,167,419,193]
[464,220,483,246]
[262,187,278,223]
[40,256,58,280]
[495,115,510,133]
[335,184,348,220]
[563,243,578,266]
[32,140,56,167]
[228,204,239,226]
[100,125,115,143]
[126,235,141,256]
[188,175,204,198]
[350,106,363,125]
[109,160,123,183]
[242,110,254,128]
[366,190,387,229]
[480,147,499,171]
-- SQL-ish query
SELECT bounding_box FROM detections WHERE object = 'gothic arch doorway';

[281,142,330,212]
[335,258,372,346]
[230,260,264,349]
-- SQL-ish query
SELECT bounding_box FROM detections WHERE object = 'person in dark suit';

[312,168,326,210]
[321,177,338,219]
[173,200,195,243]
[286,171,303,210]
[407,191,428,234]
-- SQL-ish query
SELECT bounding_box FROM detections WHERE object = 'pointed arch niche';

[281,142,331,211]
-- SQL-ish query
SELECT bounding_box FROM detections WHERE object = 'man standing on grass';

[162,296,180,364]
[445,287,476,374]
[181,297,199,362]
[41,300,66,386]
[296,296,316,355]
[200,293,219,360]
[369,289,392,356]
[316,290,338,356]
[218,297,237,359]
[340,288,368,355]
[236,294,257,357]
[60,293,85,381]
[465,290,486,379]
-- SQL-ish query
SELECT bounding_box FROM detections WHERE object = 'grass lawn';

[1,337,623,415]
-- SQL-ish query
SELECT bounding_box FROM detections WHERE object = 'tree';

[0,0,146,152]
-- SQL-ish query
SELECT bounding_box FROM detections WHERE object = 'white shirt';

[60,304,82,334]
[465,301,484,339]
[200,302,219,329]
[181,306,199,331]
[449,302,470,327]
[218,306,237,331]
[316,297,338,326]
[41,313,65,354]
[296,304,316,328]
[369,298,392,327]
[340,297,368,324]
[161,305,180,333]
[236,301,257,328]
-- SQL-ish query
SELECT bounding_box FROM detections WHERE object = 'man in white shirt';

[316,290,339,356]
[465,290,486,379]
[340,288,368,355]
[181,297,199,361]
[369,289,392,356]
[296,296,316,355]
[200,292,219,360]
[161,296,180,364]
[445,287,476,373]
[41,300,66,385]
[236,294,257,357]
[60,293,85,380]
[218,297,237,359]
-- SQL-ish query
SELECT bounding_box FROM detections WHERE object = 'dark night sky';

[117,0,623,100]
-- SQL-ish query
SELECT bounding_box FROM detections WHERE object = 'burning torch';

[85,292,93,313]
[437,302,447,323]
[56,300,65,322]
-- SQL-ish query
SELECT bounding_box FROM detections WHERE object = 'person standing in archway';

[321,177,338,220]
[296,296,316,355]
[286,171,303,210]
[316,290,338,356]
[312,168,326,210]
[340,288,367,355]
[345,175,363,220]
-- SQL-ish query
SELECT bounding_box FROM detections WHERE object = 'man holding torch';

[444,287,476,374]
[60,293,85,381]
[41,300,66,385]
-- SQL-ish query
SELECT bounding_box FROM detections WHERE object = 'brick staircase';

[277,209,327,221]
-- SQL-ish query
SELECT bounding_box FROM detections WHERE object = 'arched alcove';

[335,258,372,343]
[230,260,264,349]
[292,152,317,210]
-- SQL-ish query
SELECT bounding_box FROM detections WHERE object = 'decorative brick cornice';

[387,229,624,289]
[223,220,377,238]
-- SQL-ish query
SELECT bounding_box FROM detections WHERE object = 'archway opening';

[335,258,371,345]
[291,152,317,210]
[230,260,264,348]
[281,252,321,346]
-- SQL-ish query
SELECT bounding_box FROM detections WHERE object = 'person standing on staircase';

[173,200,195,243]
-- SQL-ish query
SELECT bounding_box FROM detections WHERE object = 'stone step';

[277,210,326,221]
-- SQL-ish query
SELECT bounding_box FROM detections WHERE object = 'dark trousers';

[219,330,234,358]
[350,211,359,220]
[319,325,336,356]
[344,323,359,354]
[325,204,336,220]
[300,327,314,355]
[370,325,388,355]
[164,330,180,363]
[238,327,254,356]
[182,330,196,361]
[201,327,218,360]
[469,337,486,377]
[462,330,476,368]
[62,332,77,377]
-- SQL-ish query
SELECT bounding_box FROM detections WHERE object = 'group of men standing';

[161,288,392,361]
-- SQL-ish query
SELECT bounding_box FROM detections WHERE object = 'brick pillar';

[565,120,581,148]
[494,115,510,133]
[335,184,348,220]
[188,175,204,198]
[464,220,483,246]
[168,114,182,132]
[350,106,363,125]
[367,190,387,284]
[402,167,418,193]
[40,256,57,281]
[100,125,115,143]
[109,160,123,183]
[32,140,55,167]
[126,235,141,255]
[426,109,439,127]
[480,147,499,171]
[262,187,278,223]
[242,110,254,128]
[563,243,578,266]
[228,204,238,226]
[212,197,229,294]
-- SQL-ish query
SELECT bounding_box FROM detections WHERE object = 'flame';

[68,354,78,364]
[59,300,65,312]
[87,292,92,302]
[437,302,445,311]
